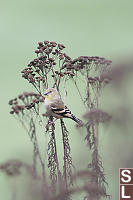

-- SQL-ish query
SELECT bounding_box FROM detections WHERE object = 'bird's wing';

[50,99,72,118]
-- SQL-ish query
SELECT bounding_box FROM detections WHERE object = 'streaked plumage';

[44,88,83,125]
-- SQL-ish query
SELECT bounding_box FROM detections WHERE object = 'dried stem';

[60,119,67,188]
[47,116,62,193]
[72,78,87,109]
[60,119,73,187]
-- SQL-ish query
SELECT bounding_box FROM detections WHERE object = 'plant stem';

[60,119,67,188]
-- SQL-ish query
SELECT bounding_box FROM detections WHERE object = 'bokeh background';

[1,0,133,199]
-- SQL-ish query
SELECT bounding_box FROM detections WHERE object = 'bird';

[44,88,83,125]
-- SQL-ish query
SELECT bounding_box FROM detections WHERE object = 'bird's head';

[44,88,59,101]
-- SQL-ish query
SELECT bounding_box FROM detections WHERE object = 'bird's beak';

[44,92,48,96]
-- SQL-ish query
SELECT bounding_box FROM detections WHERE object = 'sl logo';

[120,169,133,200]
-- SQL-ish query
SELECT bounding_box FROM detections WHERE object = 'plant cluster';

[5,40,112,200]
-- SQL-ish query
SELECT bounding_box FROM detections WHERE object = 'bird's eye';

[48,91,52,94]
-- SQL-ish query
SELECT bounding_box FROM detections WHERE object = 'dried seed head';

[9,100,13,105]
[44,40,49,45]
[52,52,56,55]
[38,42,43,47]
[49,58,54,62]
[50,41,57,47]
[35,50,39,54]
[39,48,43,53]
[10,111,14,114]
[84,109,111,123]
[59,54,64,60]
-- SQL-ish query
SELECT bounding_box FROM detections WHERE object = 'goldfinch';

[44,88,83,125]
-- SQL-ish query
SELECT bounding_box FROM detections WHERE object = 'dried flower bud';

[23,92,29,97]
[59,54,64,60]
[44,40,49,44]
[55,49,59,54]
[30,103,35,107]
[27,63,32,67]
[18,94,23,99]
[29,78,35,83]
[50,42,57,47]
[9,100,13,105]
[60,72,64,77]
[42,46,47,51]
[10,111,14,114]
[35,50,39,54]
[69,72,75,77]
[39,49,43,53]
[64,53,71,60]
[15,110,19,114]
[46,61,49,64]
[60,44,65,48]
[35,100,39,104]
[47,43,52,47]
[25,105,30,110]
[55,71,59,74]
[45,50,50,55]
[35,69,40,73]
[38,42,43,46]
[52,52,56,55]
[49,58,54,62]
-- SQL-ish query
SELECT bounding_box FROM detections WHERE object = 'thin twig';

[73,79,87,109]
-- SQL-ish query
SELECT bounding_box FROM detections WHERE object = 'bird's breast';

[44,99,49,109]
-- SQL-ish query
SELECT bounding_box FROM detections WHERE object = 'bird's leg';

[45,117,58,132]
[48,116,56,125]
[45,116,53,132]
[47,117,58,127]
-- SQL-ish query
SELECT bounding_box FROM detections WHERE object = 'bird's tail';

[70,114,83,125]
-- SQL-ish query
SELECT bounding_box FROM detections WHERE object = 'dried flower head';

[84,109,112,124]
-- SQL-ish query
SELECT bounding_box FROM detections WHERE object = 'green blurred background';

[1,0,133,199]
